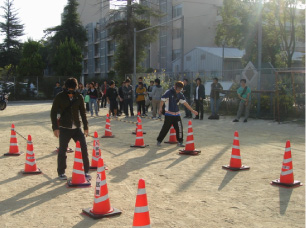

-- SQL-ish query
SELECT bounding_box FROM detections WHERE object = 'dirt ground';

[0,101,305,228]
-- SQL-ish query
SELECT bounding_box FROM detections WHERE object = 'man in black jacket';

[194,78,205,120]
[50,78,90,180]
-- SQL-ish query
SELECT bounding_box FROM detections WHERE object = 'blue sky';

[0,0,67,42]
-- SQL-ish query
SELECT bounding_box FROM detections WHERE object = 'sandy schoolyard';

[0,101,305,228]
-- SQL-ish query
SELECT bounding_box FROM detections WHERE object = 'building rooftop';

[196,47,245,59]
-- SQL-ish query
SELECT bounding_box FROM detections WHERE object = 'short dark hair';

[125,78,131,83]
[183,78,188,82]
[55,81,60,84]
[195,78,202,83]
[109,80,115,86]
[213,77,218,82]
[138,77,143,80]
[154,78,160,85]
[65,78,78,89]
[138,82,143,86]
[175,81,184,88]
[150,80,154,83]
[240,79,246,83]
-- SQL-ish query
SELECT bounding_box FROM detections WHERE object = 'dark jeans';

[86,102,89,112]
[58,128,89,175]
[137,100,146,115]
[124,98,134,116]
[157,115,183,143]
[119,100,124,114]
[195,99,204,119]
[101,95,107,108]
[184,97,192,117]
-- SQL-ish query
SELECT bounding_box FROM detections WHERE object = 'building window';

[173,4,182,18]
[172,28,181,39]
[172,49,181,61]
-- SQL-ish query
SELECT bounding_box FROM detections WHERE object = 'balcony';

[95,68,100,73]
[107,50,114,56]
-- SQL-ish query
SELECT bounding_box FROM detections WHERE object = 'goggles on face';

[67,90,76,95]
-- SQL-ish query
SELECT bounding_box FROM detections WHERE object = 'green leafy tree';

[18,39,44,77]
[53,38,82,77]
[215,0,304,68]
[44,0,86,75]
[0,0,24,77]
[271,0,304,67]
[45,0,86,49]
[107,0,161,80]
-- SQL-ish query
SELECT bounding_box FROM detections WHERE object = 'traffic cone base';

[67,179,91,187]
[132,131,146,134]
[222,165,250,171]
[271,179,303,188]
[179,149,201,156]
[90,165,108,170]
[82,207,121,219]
[54,147,74,154]
[101,135,115,138]
[4,152,23,156]
[130,144,149,148]
[22,168,42,174]
[165,141,177,144]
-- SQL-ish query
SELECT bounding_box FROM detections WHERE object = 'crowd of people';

[51,77,251,179]
[53,77,251,122]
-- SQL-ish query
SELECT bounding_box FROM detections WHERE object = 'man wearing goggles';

[50,78,90,180]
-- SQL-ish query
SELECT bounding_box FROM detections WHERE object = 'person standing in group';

[95,82,102,111]
[233,79,251,123]
[106,80,120,118]
[53,82,62,98]
[118,81,125,116]
[84,83,90,112]
[135,77,147,92]
[149,78,163,119]
[146,80,154,112]
[157,81,198,147]
[87,82,99,117]
[77,83,86,97]
[50,77,91,180]
[101,80,109,108]
[194,78,205,120]
[136,82,147,116]
[123,78,134,117]
[209,78,223,120]
[182,79,192,118]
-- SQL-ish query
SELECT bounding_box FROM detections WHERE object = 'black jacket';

[194,84,205,100]
[50,90,88,131]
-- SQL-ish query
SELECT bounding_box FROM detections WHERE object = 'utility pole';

[257,0,262,118]
[180,15,184,75]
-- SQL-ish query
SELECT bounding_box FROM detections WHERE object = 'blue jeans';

[89,98,98,115]
[210,98,221,115]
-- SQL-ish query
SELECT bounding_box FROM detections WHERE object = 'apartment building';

[76,0,224,78]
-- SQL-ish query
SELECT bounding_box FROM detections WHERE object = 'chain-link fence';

[1,67,304,122]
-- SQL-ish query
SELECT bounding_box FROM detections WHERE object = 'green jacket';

[51,90,88,131]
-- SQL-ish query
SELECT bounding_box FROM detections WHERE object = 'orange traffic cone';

[222,131,250,171]
[82,157,121,219]
[22,135,42,174]
[67,141,91,187]
[4,124,23,156]
[101,114,115,138]
[131,118,148,148]
[271,140,302,188]
[90,131,101,170]
[179,120,201,155]
[132,179,151,228]
[165,125,178,144]
[132,116,146,134]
